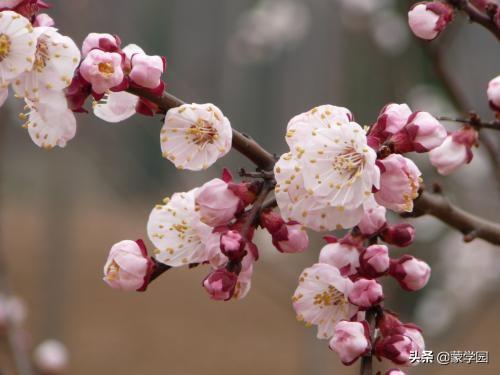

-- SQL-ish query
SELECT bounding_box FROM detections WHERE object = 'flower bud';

[348,278,384,309]
[260,210,286,234]
[319,241,361,276]
[33,13,54,27]
[380,223,415,247]
[203,268,238,301]
[487,75,500,112]
[429,127,478,175]
[220,230,246,261]
[385,369,407,375]
[329,321,371,365]
[276,223,309,254]
[375,155,422,213]
[408,2,454,40]
[390,112,447,153]
[389,255,431,291]
[130,54,165,89]
[33,340,69,374]
[80,49,125,95]
[103,240,153,292]
[358,202,387,237]
[81,33,120,57]
[370,103,412,142]
[375,334,415,366]
[195,178,240,227]
[359,244,390,278]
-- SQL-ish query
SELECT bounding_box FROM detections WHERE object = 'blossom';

[79,49,124,95]
[103,240,153,292]
[161,103,233,171]
[129,52,165,89]
[390,111,446,153]
[488,75,500,111]
[390,255,431,291]
[292,263,358,339]
[33,340,69,374]
[359,244,390,278]
[375,334,417,366]
[21,92,76,149]
[408,2,454,40]
[319,241,361,276]
[329,321,371,365]
[429,127,478,175]
[375,154,422,213]
[348,278,384,308]
[0,11,37,86]
[369,103,412,146]
[358,197,387,236]
[147,188,220,267]
[81,32,119,57]
[33,13,54,27]
[194,178,240,227]
[260,210,309,253]
[286,105,380,211]
[13,27,80,100]
[203,268,238,301]
[220,230,246,261]
[275,152,365,231]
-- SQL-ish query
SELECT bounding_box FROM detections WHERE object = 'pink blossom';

[385,369,407,375]
[130,53,165,89]
[33,340,69,374]
[277,223,309,253]
[390,255,431,291]
[380,223,416,247]
[329,321,371,365]
[429,127,478,175]
[370,103,412,142]
[203,268,238,301]
[487,75,500,112]
[349,278,384,308]
[358,199,387,236]
[375,154,422,213]
[220,230,246,261]
[79,49,124,94]
[319,241,360,276]
[359,244,390,278]
[408,2,454,40]
[103,240,153,292]
[195,178,240,227]
[375,334,416,366]
[81,32,119,57]
[390,111,447,153]
[33,13,54,27]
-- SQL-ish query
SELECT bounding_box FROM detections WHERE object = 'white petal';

[94,91,138,123]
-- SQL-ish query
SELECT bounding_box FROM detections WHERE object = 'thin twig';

[438,115,500,130]
[445,0,500,41]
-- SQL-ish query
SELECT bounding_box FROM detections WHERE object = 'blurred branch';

[445,0,500,41]
[439,114,500,130]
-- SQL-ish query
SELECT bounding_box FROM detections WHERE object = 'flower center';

[106,260,120,281]
[34,40,50,73]
[0,34,11,62]
[98,62,115,77]
[313,285,346,308]
[332,146,365,180]
[187,119,219,147]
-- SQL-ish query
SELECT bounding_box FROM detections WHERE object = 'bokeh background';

[1,0,500,374]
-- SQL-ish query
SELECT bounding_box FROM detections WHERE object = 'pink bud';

[195,178,240,227]
[349,279,384,309]
[130,54,165,89]
[375,155,422,213]
[276,223,309,253]
[375,334,415,366]
[408,2,454,40]
[370,103,412,141]
[319,242,361,276]
[81,33,120,57]
[429,127,478,175]
[386,369,407,375]
[103,240,153,292]
[33,340,69,374]
[391,111,447,153]
[329,321,371,365]
[33,13,54,27]
[203,268,238,301]
[487,75,500,112]
[380,223,415,247]
[64,72,92,113]
[358,202,387,237]
[79,49,125,95]
[220,230,246,261]
[260,210,286,234]
[390,255,431,291]
[359,244,390,278]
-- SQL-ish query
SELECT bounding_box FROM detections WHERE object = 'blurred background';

[0,0,499,374]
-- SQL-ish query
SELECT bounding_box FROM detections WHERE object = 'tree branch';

[438,114,500,130]
[445,0,500,41]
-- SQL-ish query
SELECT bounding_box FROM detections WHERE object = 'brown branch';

[127,87,276,171]
[438,115,500,130]
[412,190,500,245]
[445,0,500,41]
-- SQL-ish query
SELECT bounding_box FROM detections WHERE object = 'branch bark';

[445,0,500,41]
